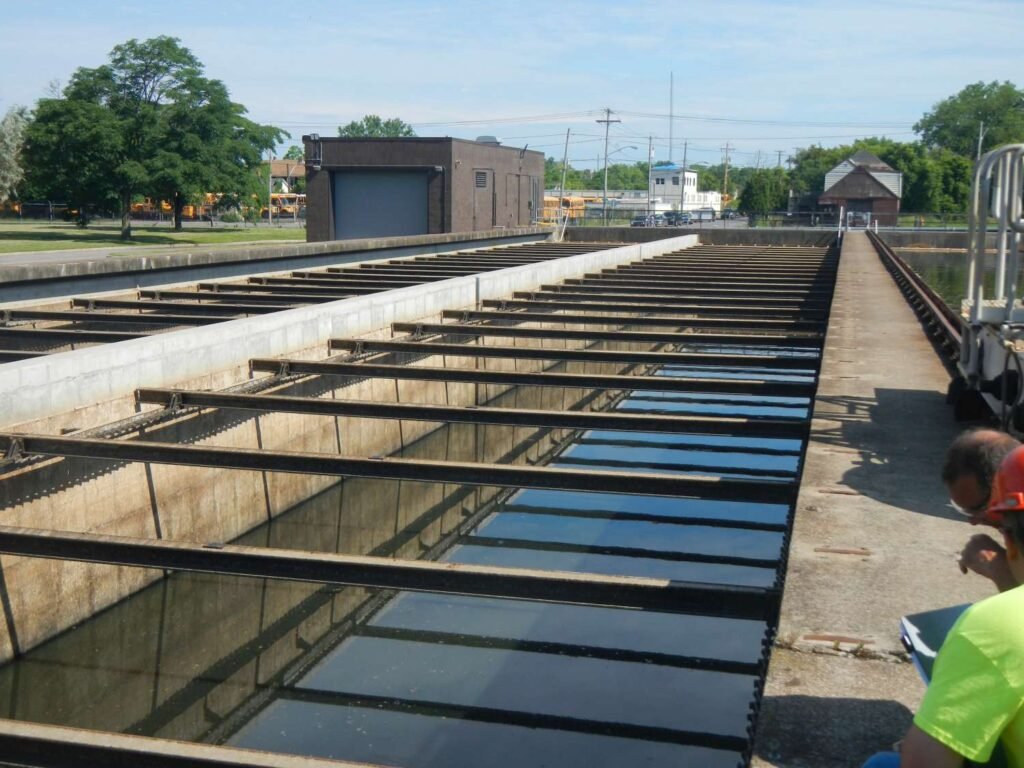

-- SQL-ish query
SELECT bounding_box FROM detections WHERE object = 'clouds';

[1,0,1020,165]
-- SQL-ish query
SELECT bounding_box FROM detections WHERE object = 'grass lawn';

[0,220,305,254]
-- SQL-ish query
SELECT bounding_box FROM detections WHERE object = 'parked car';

[651,213,667,227]
[675,211,693,225]
[630,215,651,227]
[721,209,738,220]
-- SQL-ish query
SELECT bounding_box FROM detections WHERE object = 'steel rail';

[248,358,817,396]
[389,322,824,348]
[0,434,796,503]
[0,523,779,618]
[327,338,821,369]
[866,230,962,356]
[0,350,50,363]
[135,388,809,438]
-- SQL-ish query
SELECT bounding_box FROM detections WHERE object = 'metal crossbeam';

[537,287,830,306]
[327,338,820,369]
[441,309,821,330]
[563,278,830,297]
[0,523,778,618]
[0,434,796,503]
[136,388,809,438]
[0,327,146,343]
[482,298,825,319]
[72,298,289,315]
[2,309,225,326]
[0,350,50,363]
[0,717,374,768]
[139,289,331,304]
[390,322,823,348]
[249,358,817,396]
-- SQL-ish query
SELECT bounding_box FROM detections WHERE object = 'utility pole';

[558,128,571,222]
[977,121,987,162]
[721,142,733,202]
[267,150,274,226]
[647,135,654,215]
[776,150,784,168]
[597,108,621,226]
[682,141,688,170]
[668,72,674,164]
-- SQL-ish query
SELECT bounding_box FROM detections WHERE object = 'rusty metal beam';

[440,308,822,330]
[72,298,289,315]
[0,349,50,363]
[327,338,820,370]
[0,434,796,503]
[390,322,823,348]
[249,358,817,396]
[482,298,825,319]
[536,286,830,306]
[0,717,375,768]
[0,523,778,618]
[0,327,147,343]
[139,289,330,304]
[2,309,226,326]
[135,388,809,438]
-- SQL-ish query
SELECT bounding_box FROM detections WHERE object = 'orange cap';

[986,445,1024,524]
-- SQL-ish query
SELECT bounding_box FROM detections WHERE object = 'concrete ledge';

[565,227,835,247]
[0,228,549,303]
[0,234,698,430]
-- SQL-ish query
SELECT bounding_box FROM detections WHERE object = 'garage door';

[333,171,429,239]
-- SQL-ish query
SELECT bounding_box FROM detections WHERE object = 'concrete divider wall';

[565,226,835,248]
[0,228,549,304]
[0,234,697,432]
[0,234,695,661]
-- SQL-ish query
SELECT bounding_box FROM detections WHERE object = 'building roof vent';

[476,135,501,146]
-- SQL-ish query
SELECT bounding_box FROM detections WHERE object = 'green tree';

[283,144,304,161]
[737,168,789,213]
[22,99,122,223]
[0,107,28,204]
[915,81,1024,158]
[338,115,416,138]
[24,36,282,236]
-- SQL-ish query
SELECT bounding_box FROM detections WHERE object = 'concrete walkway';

[752,231,992,767]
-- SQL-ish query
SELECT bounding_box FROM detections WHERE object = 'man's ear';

[1003,531,1020,561]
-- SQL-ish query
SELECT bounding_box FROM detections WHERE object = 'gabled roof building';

[818,150,902,226]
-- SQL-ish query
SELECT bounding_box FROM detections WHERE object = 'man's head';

[984,445,1024,584]
[942,428,1021,519]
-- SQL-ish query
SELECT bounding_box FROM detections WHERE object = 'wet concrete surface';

[752,231,994,767]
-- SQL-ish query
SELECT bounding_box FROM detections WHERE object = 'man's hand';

[959,534,1018,591]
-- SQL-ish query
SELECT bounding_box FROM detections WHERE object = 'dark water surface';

[0,346,818,765]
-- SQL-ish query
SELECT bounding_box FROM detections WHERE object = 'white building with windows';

[648,163,722,212]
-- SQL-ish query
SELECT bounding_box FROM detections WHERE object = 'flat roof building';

[302,136,545,242]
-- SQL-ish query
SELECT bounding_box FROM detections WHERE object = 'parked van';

[693,208,717,222]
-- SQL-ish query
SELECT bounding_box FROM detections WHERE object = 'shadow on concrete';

[809,388,992,520]
[755,694,912,768]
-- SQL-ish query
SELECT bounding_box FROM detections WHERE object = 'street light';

[602,145,637,225]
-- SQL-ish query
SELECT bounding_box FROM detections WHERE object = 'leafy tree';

[737,168,789,213]
[915,81,1024,158]
[22,99,122,223]
[0,107,28,204]
[24,36,281,236]
[283,145,304,161]
[338,115,416,138]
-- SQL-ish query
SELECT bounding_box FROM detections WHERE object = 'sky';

[2,0,1021,169]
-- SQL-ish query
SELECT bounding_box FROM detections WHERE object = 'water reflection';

[0,353,807,764]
